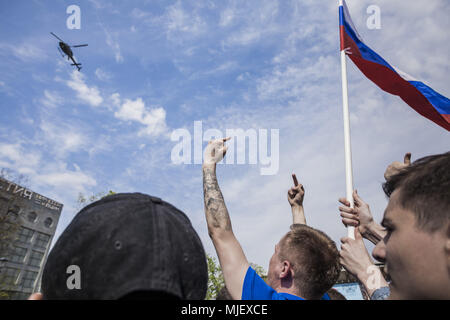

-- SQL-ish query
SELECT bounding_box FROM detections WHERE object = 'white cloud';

[38,120,88,158]
[96,19,124,63]
[95,68,113,81]
[115,97,146,122]
[131,8,150,19]
[236,72,250,82]
[219,8,235,27]
[0,143,40,172]
[0,42,47,62]
[37,167,96,192]
[221,0,281,47]
[113,95,168,137]
[41,90,64,108]
[257,55,337,101]
[105,34,124,63]
[0,140,97,205]
[0,141,96,199]
[0,80,13,96]
[224,29,261,47]
[165,1,206,41]
[110,92,121,107]
[189,61,238,79]
[139,108,168,137]
[66,71,103,107]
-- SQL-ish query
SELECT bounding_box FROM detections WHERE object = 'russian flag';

[339,0,450,131]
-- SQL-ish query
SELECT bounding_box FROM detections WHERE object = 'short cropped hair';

[382,151,450,233]
[279,224,340,299]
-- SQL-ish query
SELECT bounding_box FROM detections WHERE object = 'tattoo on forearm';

[203,166,232,231]
[366,228,385,245]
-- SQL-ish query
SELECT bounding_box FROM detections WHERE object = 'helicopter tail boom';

[71,63,82,71]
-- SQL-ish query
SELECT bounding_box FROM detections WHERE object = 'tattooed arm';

[203,138,249,300]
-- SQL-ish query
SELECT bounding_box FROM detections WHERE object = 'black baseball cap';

[41,193,208,300]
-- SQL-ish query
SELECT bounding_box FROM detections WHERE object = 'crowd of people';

[28,140,450,300]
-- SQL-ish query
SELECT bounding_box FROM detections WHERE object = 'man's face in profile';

[373,189,450,299]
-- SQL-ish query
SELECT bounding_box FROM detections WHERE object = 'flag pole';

[339,0,355,239]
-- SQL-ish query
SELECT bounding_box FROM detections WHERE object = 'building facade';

[0,178,62,300]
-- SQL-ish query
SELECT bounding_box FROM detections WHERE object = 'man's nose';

[372,239,386,263]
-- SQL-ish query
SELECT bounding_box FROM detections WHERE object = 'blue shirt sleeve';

[242,266,278,300]
[241,266,330,300]
[321,293,331,300]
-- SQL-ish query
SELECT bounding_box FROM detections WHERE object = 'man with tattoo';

[202,138,340,300]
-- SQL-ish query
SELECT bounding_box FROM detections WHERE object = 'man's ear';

[280,260,293,279]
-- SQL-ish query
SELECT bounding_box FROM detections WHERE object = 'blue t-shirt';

[241,266,330,300]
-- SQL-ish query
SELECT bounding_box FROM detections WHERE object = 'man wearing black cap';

[202,138,340,300]
[38,193,208,299]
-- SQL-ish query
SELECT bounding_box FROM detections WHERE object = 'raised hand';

[203,137,231,166]
[287,174,305,208]
[384,152,411,181]
[288,173,307,225]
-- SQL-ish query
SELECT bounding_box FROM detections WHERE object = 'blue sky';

[0,0,449,271]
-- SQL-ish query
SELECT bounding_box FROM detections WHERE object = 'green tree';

[206,253,266,300]
[250,262,267,282]
[206,254,225,300]
[76,190,116,210]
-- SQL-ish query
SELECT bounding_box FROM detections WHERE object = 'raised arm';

[202,138,249,300]
[287,173,306,225]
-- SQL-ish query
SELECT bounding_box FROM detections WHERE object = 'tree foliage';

[76,190,116,210]
[206,254,224,300]
[206,253,266,300]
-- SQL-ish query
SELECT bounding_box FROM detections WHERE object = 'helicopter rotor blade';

[71,44,88,48]
[50,32,64,42]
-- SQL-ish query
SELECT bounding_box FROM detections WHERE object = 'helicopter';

[50,32,88,71]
